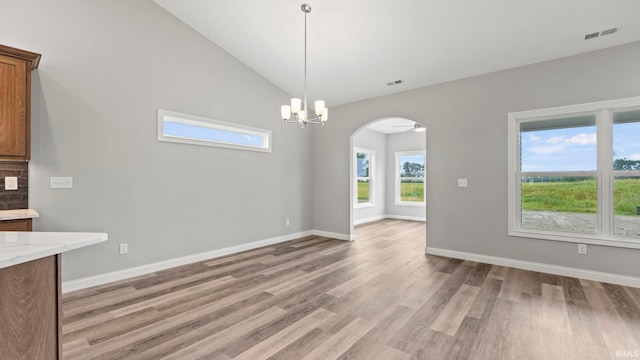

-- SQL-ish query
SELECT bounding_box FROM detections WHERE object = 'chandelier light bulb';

[321,108,328,122]
[314,100,325,116]
[281,105,291,120]
[291,98,302,114]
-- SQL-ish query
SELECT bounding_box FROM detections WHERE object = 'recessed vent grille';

[584,32,600,40]
[386,79,403,87]
[585,27,619,40]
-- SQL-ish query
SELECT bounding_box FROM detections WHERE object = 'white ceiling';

[153,0,640,108]
[366,118,419,134]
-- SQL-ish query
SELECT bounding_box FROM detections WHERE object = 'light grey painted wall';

[313,41,640,277]
[0,0,312,281]
[385,131,426,219]
[353,128,386,222]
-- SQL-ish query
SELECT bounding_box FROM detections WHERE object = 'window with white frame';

[158,109,271,152]
[354,148,374,207]
[508,96,640,248]
[395,151,425,206]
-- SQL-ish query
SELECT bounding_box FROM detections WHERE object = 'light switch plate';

[4,177,18,190]
[50,177,73,189]
[458,178,468,187]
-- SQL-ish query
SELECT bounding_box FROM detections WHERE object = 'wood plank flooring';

[62,219,640,359]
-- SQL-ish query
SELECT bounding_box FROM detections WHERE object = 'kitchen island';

[0,231,107,359]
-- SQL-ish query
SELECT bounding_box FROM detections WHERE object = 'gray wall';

[385,131,426,219]
[353,128,386,223]
[1,0,312,281]
[313,41,640,277]
[2,0,639,282]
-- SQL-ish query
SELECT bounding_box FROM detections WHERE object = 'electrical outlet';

[50,177,73,189]
[119,243,128,254]
[578,243,587,255]
[286,218,290,226]
[458,178,468,187]
[4,177,18,190]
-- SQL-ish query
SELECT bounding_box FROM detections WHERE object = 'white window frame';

[354,147,375,208]
[395,150,426,207]
[158,109,271,153]
[508,96,640,249]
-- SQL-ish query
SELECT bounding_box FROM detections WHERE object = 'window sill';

[509,229,640,249]
[395,202,426,207]
[355,203,375,209]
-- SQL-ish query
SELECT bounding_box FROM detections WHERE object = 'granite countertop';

[0,209,40,220]
[0,231,108,269]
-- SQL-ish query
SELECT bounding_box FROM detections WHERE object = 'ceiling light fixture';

[280,4,328,127]
[392,122,426,132]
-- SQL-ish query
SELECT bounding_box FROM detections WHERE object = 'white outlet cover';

[4,176,18,190]
[50,177,73,189]
[578,244,588,255]
[458,178,468,187]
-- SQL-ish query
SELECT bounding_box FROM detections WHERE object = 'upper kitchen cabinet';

[0,45,41,161]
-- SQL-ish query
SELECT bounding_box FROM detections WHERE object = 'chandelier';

[280,3,328,127]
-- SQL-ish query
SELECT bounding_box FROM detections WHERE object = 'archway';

[349,117,427,239]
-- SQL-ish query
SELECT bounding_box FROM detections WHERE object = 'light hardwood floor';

[62,219,640,359]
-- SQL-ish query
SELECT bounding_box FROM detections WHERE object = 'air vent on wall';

[386,79,403,87]
[585,27,619,40]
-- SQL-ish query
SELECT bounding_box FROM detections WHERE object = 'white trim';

[508,96,640,247]
[385,214,426,222]
[157,109,272,153]
[354,203,376,209]
[425,247,640,288]
[354,215,386,225]
[62,230,311,293]
[510,230,640,249]
[354,147,375,208]
[354,214,426,225]
[508,96,640,119]
[395,150,426,206]
[312,230,353,241]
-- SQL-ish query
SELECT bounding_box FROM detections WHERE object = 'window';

[508,96,640,248]
[158,109,271,152]
[613,109,640,238]
[396,151,425,206]
[354,148,374,207]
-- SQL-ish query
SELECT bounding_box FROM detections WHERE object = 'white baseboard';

[353,215,386,225]
[385,214,426,222]
[425,247,640,288]
[312,229,353,241]
[62,230,312,293]
[354,214,426,226]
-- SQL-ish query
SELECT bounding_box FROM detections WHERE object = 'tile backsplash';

[0,162,28,210]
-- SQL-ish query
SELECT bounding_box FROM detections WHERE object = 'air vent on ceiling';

[585,27,619,40]
[386,79,403,87]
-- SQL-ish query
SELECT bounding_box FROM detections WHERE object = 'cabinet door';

[0,54,28,159]
[0,219,32,231]
[0,255,60,359]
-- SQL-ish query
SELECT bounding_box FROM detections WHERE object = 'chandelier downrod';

[280,3,328,127]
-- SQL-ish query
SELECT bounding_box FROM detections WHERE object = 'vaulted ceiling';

[153,0,640,107]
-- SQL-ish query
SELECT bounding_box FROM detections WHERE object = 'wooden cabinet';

[0,255,61,360]
[0,45,41,161]
[0,218,32,231]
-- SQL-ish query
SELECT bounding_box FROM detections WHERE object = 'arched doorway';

[349,117,427,239]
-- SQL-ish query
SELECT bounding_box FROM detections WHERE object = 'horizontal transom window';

[157,109,271,152]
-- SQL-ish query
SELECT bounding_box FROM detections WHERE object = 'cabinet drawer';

[0,219,32,231]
